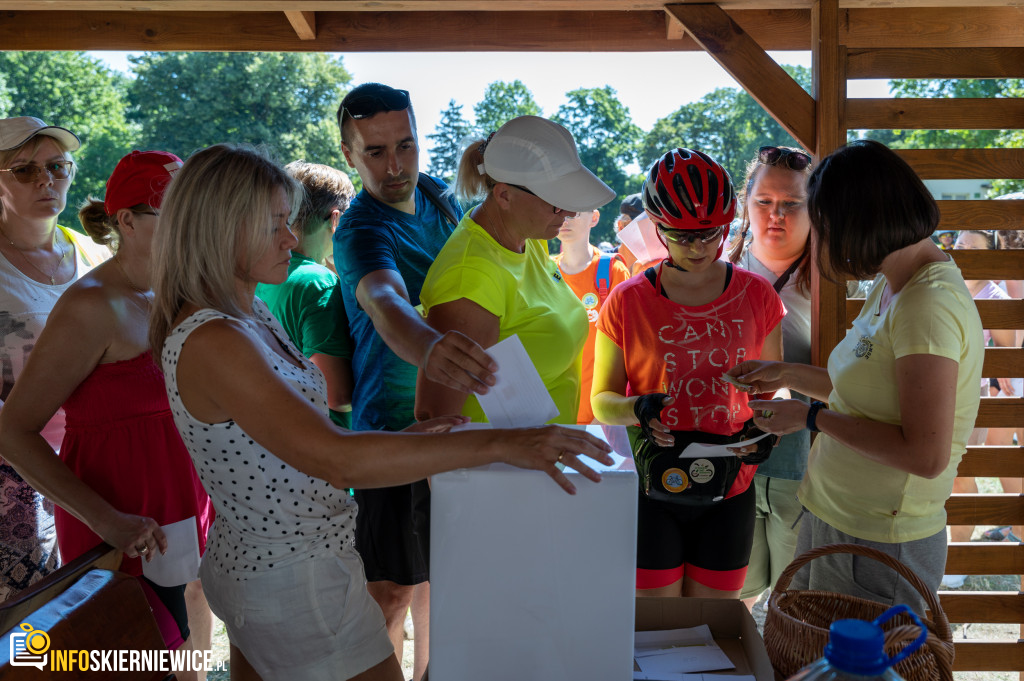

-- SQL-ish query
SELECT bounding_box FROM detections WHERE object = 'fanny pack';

[630,424,768,506]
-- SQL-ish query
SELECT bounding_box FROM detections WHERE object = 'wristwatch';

[806,401,827,432]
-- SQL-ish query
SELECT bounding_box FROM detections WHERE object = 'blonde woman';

[150,143,610,681]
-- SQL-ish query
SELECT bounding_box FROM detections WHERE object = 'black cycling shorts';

[636,483,756,574]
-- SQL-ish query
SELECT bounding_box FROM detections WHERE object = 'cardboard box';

[430,464,638,681]
[635,597,775,681]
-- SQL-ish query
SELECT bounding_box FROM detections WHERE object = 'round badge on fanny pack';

[662,468,689,493]
[688,458,715,484]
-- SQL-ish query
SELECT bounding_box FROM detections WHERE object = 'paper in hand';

[141,516,201,587]
[476,335,559,428]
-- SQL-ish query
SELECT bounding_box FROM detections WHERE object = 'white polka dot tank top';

[161,300,357,579]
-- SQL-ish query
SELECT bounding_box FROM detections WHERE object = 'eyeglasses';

[339,88,411,122]
[0,160,74,184]
[758,146,812,171]
[509,184,579,217]
[657,224,726,246]
[132,209,160,217]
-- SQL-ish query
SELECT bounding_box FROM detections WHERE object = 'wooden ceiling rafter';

[284,10,317,40]
[665,3,815,152]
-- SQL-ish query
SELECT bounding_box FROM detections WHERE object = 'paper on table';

[476,335,559,428]
[141,516,200,587]
[635,625,735,675]
[616,212,668,264]
[678,432,773,459]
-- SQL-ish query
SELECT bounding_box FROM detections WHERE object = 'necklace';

[0,223,67,284]
[113,255,148,293]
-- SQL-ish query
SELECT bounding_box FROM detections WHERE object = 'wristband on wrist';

[806,401,827,432]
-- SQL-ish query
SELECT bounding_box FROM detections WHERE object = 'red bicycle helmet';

[642,148,736,231]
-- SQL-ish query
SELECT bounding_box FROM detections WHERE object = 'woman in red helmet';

[592,148,785,599]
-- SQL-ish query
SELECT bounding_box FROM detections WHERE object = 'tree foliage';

[473,80,542,134]
[554,86,642,243]
[427,99,474,184]
[0,51,136,227]
[640,66,812,188]
[128,52,352,171]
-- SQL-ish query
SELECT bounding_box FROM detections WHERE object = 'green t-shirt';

[420,215,588,424]
[799,259,984,542]
[256,253,353,429]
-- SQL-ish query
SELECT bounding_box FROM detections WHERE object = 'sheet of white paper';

[141,516,200,587]
[616,212,667,264]
[566,424,635,472]
[678,432,773,459]
[634,625,735,675]
[476,335,559,428]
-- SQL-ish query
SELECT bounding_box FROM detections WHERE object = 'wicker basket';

[764,543,954,681]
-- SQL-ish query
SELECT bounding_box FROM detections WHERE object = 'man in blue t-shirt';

[333,82,497,678]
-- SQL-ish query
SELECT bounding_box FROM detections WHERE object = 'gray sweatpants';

[790,511,946,617]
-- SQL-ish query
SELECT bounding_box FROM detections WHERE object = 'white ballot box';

[430,443,638,681]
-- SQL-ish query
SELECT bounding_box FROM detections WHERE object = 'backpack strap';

[595,252,618,303]
[417,173,459,227]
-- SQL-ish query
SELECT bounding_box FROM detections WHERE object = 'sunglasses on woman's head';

[340,88,411,122]
[657,224,725,246]
[758,146,812,171]
[0,160,74,184]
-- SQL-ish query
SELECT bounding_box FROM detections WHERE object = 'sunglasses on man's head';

[658,224,726,246]
[758,146,812,171]
[0,160,73,184]
[340,88,411,122]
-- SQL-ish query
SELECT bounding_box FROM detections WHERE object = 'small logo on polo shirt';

[854,336,874,359]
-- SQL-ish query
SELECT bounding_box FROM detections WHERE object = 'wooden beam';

[975,396,1024,429]
[948,251,1024,282]
[848,299,1024,330]
[938,199,1024,232]
[894,148,1024,181]
[11,1,1024,10]
[844,7,1024,49]
[847,98,1024,131]
[940,592,1024,623]
[981,347,1024,381]
[666,3,815,151]
[958,446,1024,478]
[284,10,317,40]
[0,9,811,52]
[847,47,1024,79]
[946,493,1024,526]
[946,543,1024,576]
[811,0,845,368]
[951,641,1024,672]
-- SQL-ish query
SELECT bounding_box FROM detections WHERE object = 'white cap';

[479,116,615,213]
[0,116,81,152]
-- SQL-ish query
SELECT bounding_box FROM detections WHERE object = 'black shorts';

[141,576,190,642]
[353,479,430,585]
[636,483,756,573]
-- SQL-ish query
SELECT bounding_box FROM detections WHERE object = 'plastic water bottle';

[787,605,927,681]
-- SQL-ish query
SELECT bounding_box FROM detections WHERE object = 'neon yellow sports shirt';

[420,215,588,424]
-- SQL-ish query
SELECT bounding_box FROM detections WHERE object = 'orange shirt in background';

[554,250,631,424]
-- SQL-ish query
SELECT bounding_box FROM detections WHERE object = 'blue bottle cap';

[825,618,889,675]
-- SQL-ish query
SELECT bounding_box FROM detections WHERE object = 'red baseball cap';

[104,150,184,216]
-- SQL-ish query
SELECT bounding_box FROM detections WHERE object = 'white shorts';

[200,549,392,681]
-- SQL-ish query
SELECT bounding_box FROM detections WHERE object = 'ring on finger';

[557,452,564,463]
[138,545,149,554]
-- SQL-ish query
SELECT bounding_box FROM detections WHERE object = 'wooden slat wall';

[819,3,1024,674]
